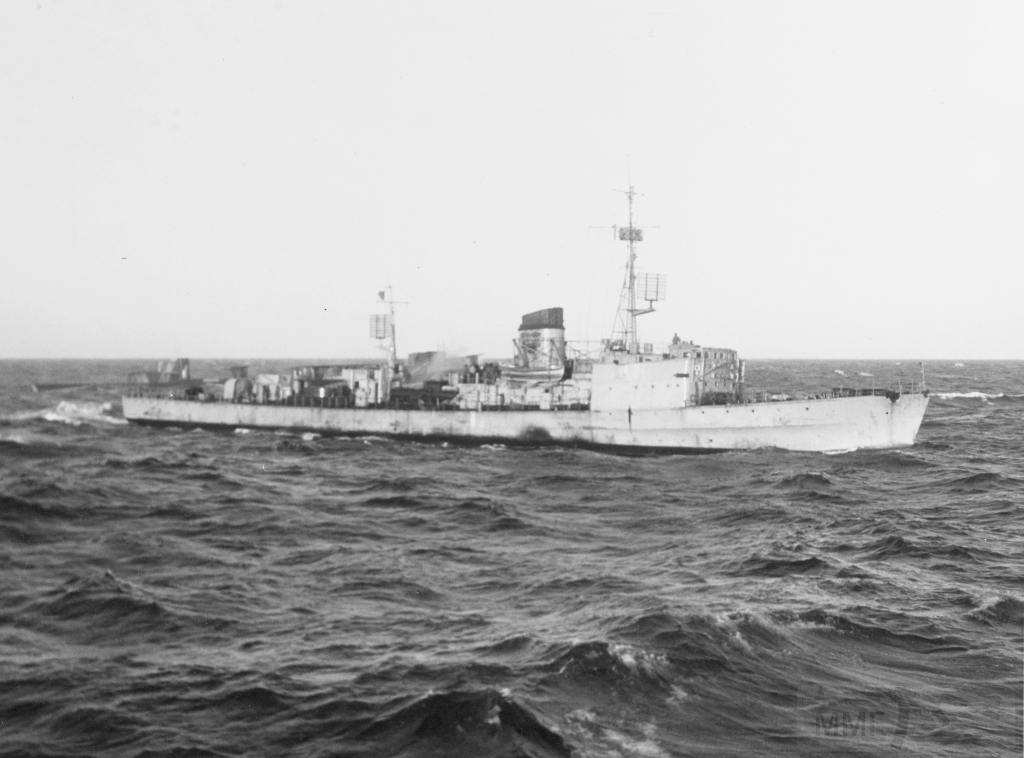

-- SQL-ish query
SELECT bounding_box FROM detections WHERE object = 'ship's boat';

[122,189,929,452]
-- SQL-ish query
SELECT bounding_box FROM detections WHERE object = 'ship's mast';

[610,185,657,353]
[371,286,403,369]
[384,286,400,368]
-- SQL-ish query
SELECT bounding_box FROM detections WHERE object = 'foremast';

[609,186,664,354]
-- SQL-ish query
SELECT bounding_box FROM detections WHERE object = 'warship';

[122,189,929,452]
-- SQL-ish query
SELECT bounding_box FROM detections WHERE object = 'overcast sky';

[2,1,1021,360]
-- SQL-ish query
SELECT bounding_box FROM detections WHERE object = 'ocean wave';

[932,391,1024,401]
[0,493,80,522]
[611,609,799,667]
[773,472,849,502]
[49,704,145,747]
[474,634,537,656]
[548,611,782,685]
[967,596,1024,626]
[269,436,323,453]
[785,608,969,652]
[709,503,790,526]
[20,572,232,643]
[100,454,229,482]
[26,573,170,632]
[0,409,46,425]
[1,400,127,427]
[853,534,1004,563]
[102,454,167,469]
[543,640,674,686]
[47,400,127,426]
[359,494,424,509]
[0,491,82,544]
[946,471,1022,493]
[354,476,437,494]
[729,554,830,577]
[777,472,833,489]
[527,574,644,598]
[339,577,448,605]
[344,689,570,757]
[448,497,535,532]
[207,684,293,717]
[0,432,67,458]
[853,448,937,471]
[561,707,676,758]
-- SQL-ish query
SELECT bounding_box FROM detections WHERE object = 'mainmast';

[370,286,402,369]
[609,186,664,353]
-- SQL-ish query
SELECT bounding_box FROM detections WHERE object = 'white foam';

[565,708,597,723]
[604,725,671,758]
[42,410,82,426]
[609,642,667,674]
[1,409,50,423]
[731,628,752,653]
[301,432,321,441]
[40,400,127,426]
[610,642,638,670]
[668,685,689,703]
[933,391,1002,400]
[485,703,501,726]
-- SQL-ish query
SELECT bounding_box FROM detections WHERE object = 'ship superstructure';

[122,190,929,452]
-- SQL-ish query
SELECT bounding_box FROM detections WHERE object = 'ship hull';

[122,392,929,453]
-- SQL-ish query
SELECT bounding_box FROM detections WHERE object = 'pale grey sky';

[2,1,1021,359]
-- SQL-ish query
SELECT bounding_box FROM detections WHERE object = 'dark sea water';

[1,359,1021,757]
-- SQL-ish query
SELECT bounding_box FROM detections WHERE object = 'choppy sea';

[1,359,1021,757]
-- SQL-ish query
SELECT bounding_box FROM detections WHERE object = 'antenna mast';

[370,285,405,369]
[609,186,663,353]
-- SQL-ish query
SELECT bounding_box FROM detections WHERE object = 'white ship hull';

[122,392,929,453]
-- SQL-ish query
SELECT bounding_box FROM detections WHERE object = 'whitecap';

[34,400,128,426]
[604,725,671,758]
